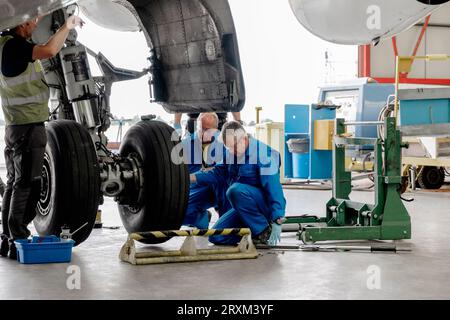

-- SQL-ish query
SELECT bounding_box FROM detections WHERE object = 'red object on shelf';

[375,77,450,86]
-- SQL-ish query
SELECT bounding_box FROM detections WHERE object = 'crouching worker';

[190,121,286,246]
[181,113,230,229]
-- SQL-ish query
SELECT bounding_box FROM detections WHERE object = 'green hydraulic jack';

[284,117,411,244]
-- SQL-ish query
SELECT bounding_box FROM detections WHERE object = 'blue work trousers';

[183,182,230,229]
[209,183,271,245]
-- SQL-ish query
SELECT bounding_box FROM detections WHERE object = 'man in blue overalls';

[190,121,286,246]
[182,113,230,229]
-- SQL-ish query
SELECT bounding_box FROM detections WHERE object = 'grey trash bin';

[287,138,310,154]
[287,138,310,178]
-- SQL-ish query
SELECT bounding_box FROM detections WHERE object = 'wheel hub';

[111,153,144,210]
[37,154,52,217]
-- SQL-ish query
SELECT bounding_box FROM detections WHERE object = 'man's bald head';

[197,113,219,143]
[198,113,219,130]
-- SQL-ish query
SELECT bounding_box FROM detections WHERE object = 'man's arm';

[259,152,286,222]
[32,15,84,60]
[191,163,228,186]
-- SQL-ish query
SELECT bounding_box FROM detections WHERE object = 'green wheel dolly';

[284,117,411,244]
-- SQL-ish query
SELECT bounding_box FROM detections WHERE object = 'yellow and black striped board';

[129,228,251,241]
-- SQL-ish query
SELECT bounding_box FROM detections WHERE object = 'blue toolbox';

[14,236,75,264]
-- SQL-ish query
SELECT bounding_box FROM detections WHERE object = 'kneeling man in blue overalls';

[190,121,286,246]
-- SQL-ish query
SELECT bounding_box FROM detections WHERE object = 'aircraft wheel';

[34,120,100,245]
[117,120,189,244]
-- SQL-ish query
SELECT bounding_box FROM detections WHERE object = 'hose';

[352,185,375,192]
[362,152,373,173]
[282,181,332,191]
[401,196,415,202]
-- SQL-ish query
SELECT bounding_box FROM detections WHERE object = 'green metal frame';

[285,117,411,243]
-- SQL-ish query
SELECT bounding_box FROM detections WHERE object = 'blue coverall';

[182,132,230,229]
[194,137,286,244]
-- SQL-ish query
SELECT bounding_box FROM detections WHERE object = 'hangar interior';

[0,0,450,301]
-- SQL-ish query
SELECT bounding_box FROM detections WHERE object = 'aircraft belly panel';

[128,0,245,113]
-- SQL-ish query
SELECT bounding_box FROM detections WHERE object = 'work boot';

[8,241,17,261]
[252,225,272,245]
[0,235,9,257]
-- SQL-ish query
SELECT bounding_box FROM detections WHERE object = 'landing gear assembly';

[31,9,190,245]
[34,118,189,246]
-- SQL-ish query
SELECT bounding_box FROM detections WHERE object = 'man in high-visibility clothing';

[0,15,84,259]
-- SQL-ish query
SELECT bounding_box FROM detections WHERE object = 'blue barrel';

[287,138,310,179]
[292,153,309,178]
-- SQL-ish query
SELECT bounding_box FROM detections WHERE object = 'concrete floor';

[1,183,450,300]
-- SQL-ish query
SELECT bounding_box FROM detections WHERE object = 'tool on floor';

[301,244,411,253]
[284,117,412,243]
[256,243,411,253]
[60,222,89,240]
[103,226,121,230]
[256,244,301,250]
[120,228,258,265]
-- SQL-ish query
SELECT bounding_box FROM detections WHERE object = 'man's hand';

[267,221,282,246]
[190,174,197,184]
[174,123,182,135]
[65,15,85,30]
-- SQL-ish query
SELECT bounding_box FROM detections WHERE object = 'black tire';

[118,120,189,244]
[34,120,100,245]
[417,166,445,190]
